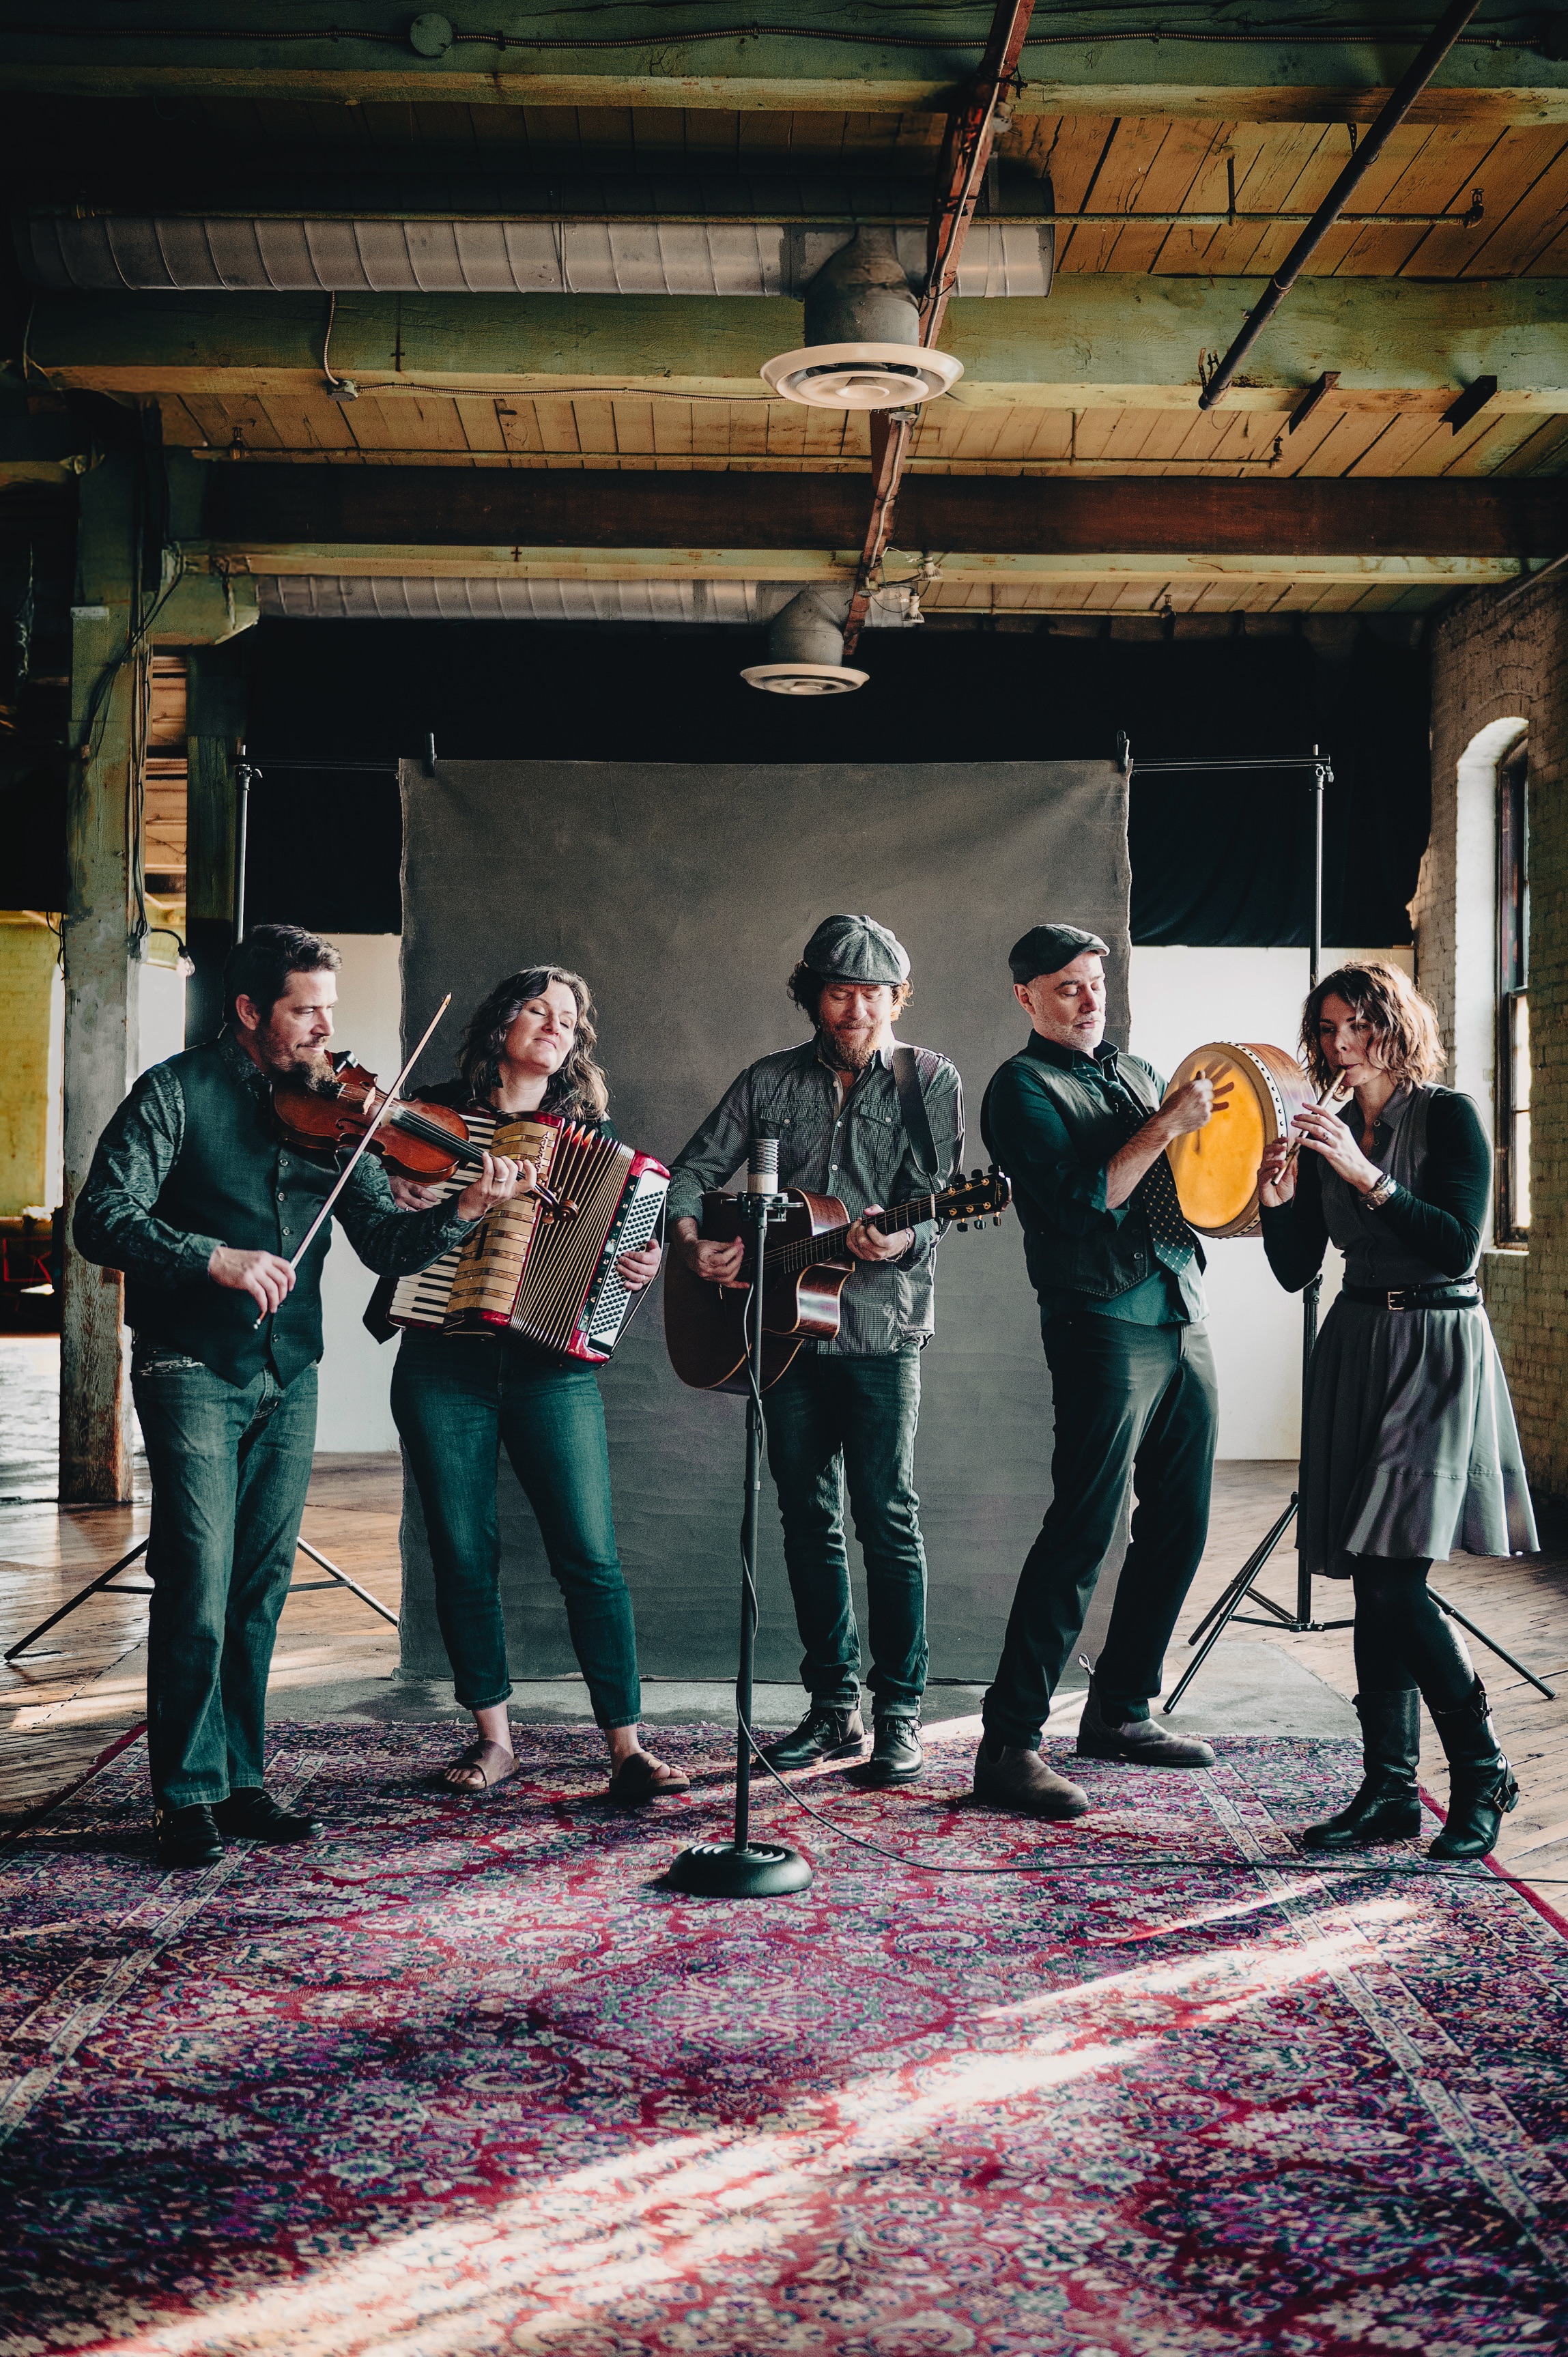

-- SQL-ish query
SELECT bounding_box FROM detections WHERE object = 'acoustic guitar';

[664,1168,1012,1394]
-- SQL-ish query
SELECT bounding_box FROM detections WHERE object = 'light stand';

[1107,740,1556,1713]
[667,1142,813,1898]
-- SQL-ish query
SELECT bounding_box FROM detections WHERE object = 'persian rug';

[3,1720,1567,2357]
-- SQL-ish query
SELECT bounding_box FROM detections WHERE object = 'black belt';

[1342,1283,1481,1311]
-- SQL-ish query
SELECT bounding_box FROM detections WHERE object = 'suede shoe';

[212,1788,320,1844]
[154,1803,225,1870]
[757,1705,867,1772]
[972,1738,1089,1819]
[1076,1678,1216,1769]
[849,1715,923,1786]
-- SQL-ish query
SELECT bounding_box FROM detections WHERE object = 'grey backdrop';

[395,758,1131,1687]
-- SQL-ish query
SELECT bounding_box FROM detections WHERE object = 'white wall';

[1128,945,1411,1457]
[315,934,405,1452]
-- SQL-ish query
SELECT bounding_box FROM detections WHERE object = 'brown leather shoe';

[607,1750,692,1808]
[972,1739,1089,1819]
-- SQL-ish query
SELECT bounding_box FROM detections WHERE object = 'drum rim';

[1166,1038,1305,1240]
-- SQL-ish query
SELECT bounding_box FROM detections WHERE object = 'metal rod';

[1163,1497,1300,1713]
[733,1202,773,1857]
[295,1537,400,1629]
[1429,1587,1558,1699]
[3,1539,153,1661]
[1198,0,1484,411]
[233,744,254,943]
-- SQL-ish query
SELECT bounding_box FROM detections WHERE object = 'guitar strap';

[892,1044,960,1186]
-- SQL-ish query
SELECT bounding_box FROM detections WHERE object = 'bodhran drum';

[1163,1041,1315,1239]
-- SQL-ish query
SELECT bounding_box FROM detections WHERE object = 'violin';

[270,1057,573,1214]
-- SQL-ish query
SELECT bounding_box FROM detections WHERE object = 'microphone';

[746,1137,780,1196]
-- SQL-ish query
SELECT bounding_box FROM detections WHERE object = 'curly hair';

[1300,960,1444,1091]
[787,962,914,1024]
[457,967,610,1120]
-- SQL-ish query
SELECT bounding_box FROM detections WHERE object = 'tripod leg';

[3,1540,152,1662]
[293,1539,399,1629]
[1163,1496,1300,1715]
[1427,1586,1557,1701]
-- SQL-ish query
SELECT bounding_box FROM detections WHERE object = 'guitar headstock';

[939,1166,1012,1233]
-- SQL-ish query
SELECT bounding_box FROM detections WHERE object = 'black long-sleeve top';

[1259,1086,1490,1294]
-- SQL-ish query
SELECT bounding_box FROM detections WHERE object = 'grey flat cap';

[1008,922,1109,985]
[801,913,911,984]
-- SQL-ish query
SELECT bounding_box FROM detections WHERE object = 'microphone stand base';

[665,1839,813,1899]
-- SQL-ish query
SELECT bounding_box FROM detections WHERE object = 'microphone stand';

[668,1145,812,1898]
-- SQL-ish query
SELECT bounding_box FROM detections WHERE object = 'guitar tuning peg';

[993,1212,1001,1226]
[956,1218,968,1233]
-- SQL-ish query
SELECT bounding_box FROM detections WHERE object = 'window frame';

[1496,739,1530,1242]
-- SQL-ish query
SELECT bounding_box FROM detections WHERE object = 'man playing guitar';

[668,915,962,1788]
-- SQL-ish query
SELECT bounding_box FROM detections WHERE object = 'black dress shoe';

[849,1715,924,1786]
[757,1706,866,1771]
[155,1803,225,1870]
[212,1788,321,1844]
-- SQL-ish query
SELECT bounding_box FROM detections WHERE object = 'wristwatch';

[1363,1169,1396,1211]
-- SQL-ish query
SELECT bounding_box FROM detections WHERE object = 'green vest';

[125,1042,337,1388]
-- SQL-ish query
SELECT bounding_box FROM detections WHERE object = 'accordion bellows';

[388,1111,670,1362]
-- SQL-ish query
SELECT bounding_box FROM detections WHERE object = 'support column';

[184,642,246,1046]
[60,453,141,1504]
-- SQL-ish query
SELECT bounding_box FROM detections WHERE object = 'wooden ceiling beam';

[31,278,1568,415]
[189,465,1568,560]
[3,9,1566,126]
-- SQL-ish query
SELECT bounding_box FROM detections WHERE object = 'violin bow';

[251,992,452,1330]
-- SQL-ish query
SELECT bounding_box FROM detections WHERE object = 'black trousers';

[983,1315,1220,1747]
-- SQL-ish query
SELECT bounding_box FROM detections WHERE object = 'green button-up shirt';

[982,1032,1206,1330]
[667,1038,963,1357]
[75,1033,480,1317]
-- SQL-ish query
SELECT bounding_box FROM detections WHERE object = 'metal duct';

[16,214,1052,300]
[254,577,908,625]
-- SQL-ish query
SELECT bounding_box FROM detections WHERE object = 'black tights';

[1348,1555,1477,1709]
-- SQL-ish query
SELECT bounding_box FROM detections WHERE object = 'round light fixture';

[740,659,869,696]
[760,341,964,411]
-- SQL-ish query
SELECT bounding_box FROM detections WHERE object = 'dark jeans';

[761,1345,928,1715]
[132,1352,317,1809]
[984,1316,1219,1747]
[392,1332,640,1726]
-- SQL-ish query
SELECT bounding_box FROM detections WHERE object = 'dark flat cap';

[1008,923,1110,985]
[801,913,911,984]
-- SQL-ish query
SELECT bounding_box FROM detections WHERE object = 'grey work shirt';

[74,1033,481,1302]
[666,1038,963,1358]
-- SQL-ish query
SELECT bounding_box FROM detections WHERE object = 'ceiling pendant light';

[741,586,868,695]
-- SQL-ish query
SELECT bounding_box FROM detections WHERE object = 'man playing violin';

[972,924,1229,1819]
[668,915,963,1789]
[74,922,518,1869]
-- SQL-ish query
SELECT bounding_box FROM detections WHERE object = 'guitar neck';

[766,1196,935,1277]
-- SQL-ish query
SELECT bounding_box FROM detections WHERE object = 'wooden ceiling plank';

[1343,414,1444,476]
[1489,414,1568,472]
[629,105,688,166]
[1057,115,1180,275]
[531,395,584,452]
[1421,126,1568,273]
[451,394,510,453]
[610,399,657,458]
[1459,136,1568,276]
[568,395,621,457]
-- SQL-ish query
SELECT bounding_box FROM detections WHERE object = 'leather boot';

[212,1788,320,1844]
[849,1713,923,1786]
[972,1738,1089,1820]
[1302,1689,1422,1851]
[1077,1678,1216,1769]
[154,1803,225,1869]
[1429,1680,1520,1861]
[757,1704,866,1771]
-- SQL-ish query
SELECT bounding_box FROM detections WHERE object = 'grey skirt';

[1300,1298,1538,1575]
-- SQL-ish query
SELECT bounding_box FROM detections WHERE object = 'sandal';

[606,1750,692,1808]
[434,1739,519,1795]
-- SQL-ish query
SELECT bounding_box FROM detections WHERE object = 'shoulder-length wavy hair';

[1300,960,1444,1091]
[457,967,610,1120]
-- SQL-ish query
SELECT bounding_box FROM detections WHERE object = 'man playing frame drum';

[972,924,1230,1818]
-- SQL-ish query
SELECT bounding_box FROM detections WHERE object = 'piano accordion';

[387,1111,670,1362]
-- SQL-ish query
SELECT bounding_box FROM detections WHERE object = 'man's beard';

[817,1019,878,1074]
[258,1031,334,1089]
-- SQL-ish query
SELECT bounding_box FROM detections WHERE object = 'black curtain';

[242,618,1429,947]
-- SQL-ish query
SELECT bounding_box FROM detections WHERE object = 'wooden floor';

[4,1337,1567,1896]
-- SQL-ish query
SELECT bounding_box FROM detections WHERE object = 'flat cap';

[801,912,911,985]
[1008,922,1109,986]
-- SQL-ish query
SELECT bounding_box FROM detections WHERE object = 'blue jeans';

[760,1345,929,1715]
[132,1353,317,1809]
[392,1333,641,1726]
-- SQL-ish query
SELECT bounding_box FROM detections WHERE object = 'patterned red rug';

[3,1721,1566,2356]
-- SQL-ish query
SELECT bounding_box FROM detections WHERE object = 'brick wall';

[1414,575,1568,1505]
